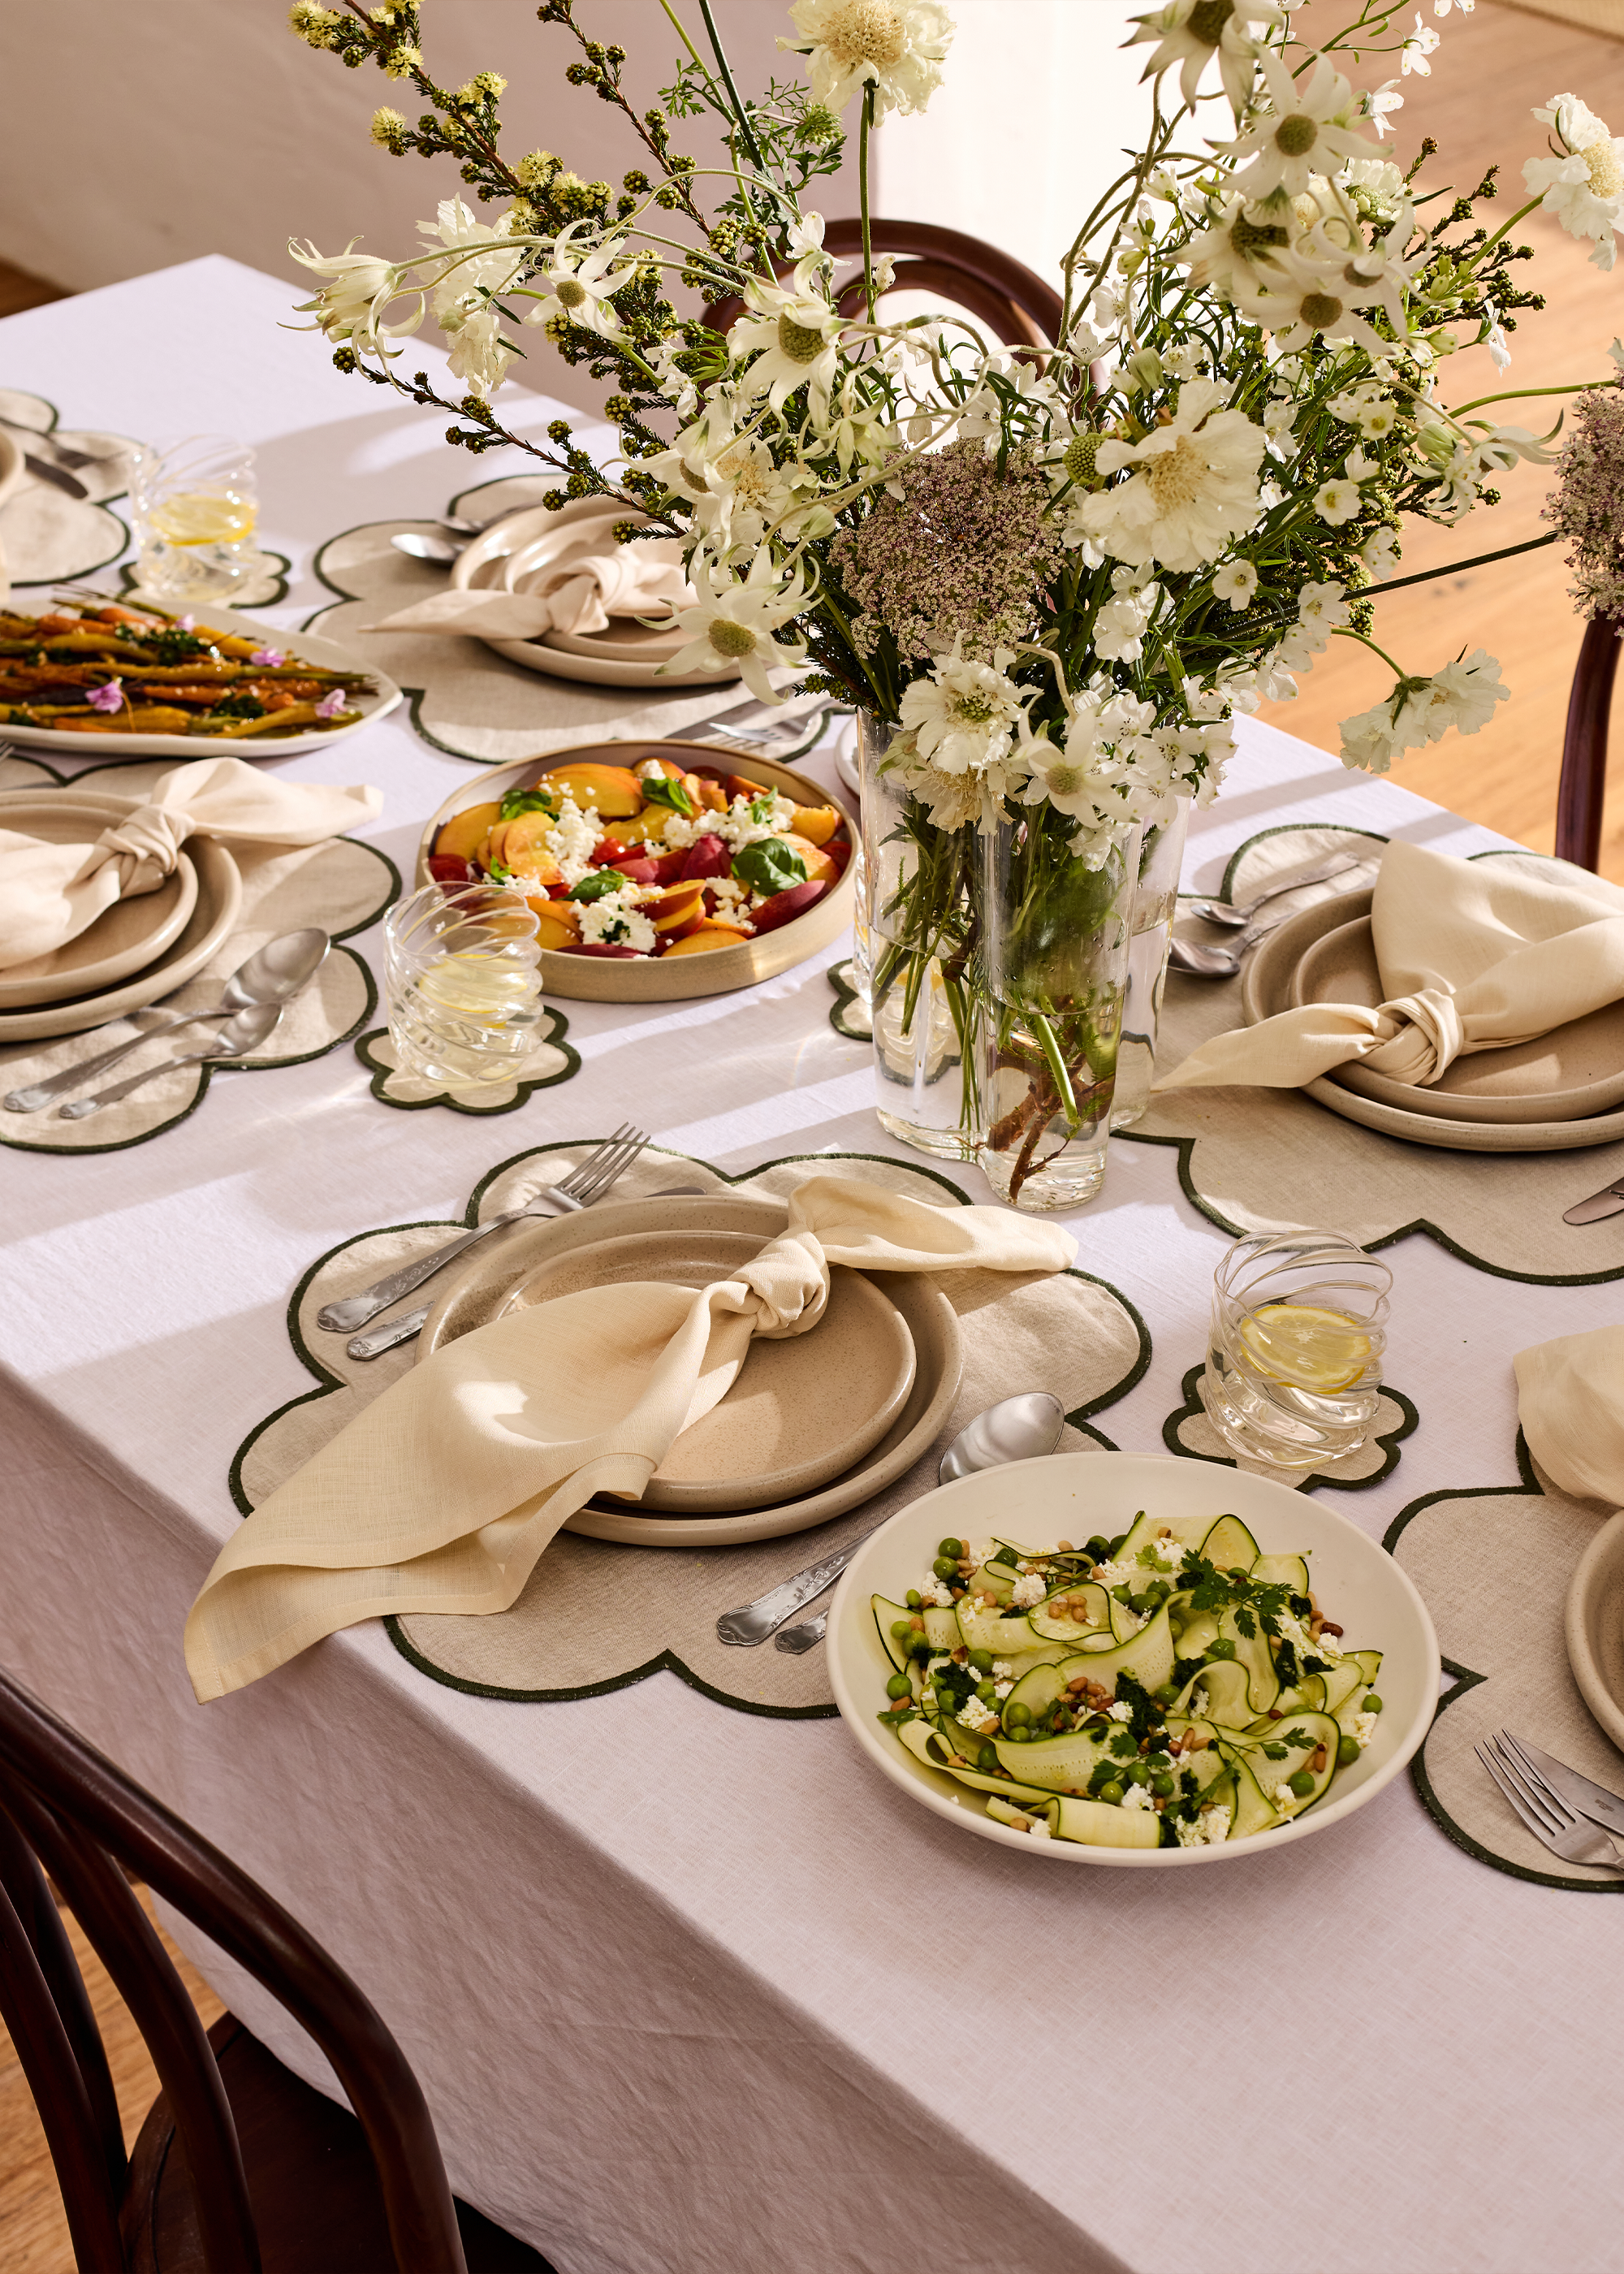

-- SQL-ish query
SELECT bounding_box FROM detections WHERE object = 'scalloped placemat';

[1388,1434,1624,1891]
[0,387,137,588]
[1120,824,1624,1286]
[1161,1362,1419,1492]
[0,756,396,1153]
[352,1018,579,1114]
[304,474,827,766]
[229,1143,1151,1718]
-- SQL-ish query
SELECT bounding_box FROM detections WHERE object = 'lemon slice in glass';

[1237,1303,1372,1394]
[149,490,257,547]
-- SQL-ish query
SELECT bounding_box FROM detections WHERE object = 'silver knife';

[25,452,89,499]
[1504,1730,1624,1837]
[1561,1179,1624,1226]
[348,1303,430,1360]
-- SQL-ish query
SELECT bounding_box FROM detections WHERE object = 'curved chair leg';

[1556,614,1619,873]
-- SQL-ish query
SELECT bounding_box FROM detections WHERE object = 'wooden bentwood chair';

[0,1667,553,2273]
[1556,615,1622,872]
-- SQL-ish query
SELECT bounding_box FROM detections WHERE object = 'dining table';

[4,256,1624,2274]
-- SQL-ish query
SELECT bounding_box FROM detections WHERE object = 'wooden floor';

[0,260,67,320]
[0,1893,224,2272]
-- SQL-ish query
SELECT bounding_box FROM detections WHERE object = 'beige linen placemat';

[351,1022,579,1116]
[1124,824,1624,1286]
[308,474,823,767]
[231,1144,1151,1717]
[0,757,396,1154]
[1389,1437,1624,1890]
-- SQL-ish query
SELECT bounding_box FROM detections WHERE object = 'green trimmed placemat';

[0,387,136,587]
[229,1143,1151,1719]
[1388,1433,1624,1891]
[827,955,870,1042]
[1162,1362,1419,1492]
[1120,824,1624,1286]
[303,475,829,767]
[352,1018,579,1114]
[0,756,396,1154]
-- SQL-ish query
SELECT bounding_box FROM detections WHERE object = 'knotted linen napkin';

[184,1175,1076,1701]
[1514,1327,1624,1507]
[364,524,691,642]
[0,757,382,972]
[1156,840,1624,1093]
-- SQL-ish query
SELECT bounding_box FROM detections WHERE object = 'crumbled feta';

[1147,1533,1190,1572]
[1106,1700,1134,1723]
[577,891,657,952]
[704,875,752,921]
[1272,1782,1299,1814]
[1315,1632,1344,1663]
[993,1680,1013,1700]
[1120,1783,1153,1811]
[1091,1559,1133,1587]
[1276,1611,1315,1658]
[1009,1572,1046,1609]
[660,789,797,852]
[1176,1805,1232,1848]
[957,1697,998,1733]
[919,1581,954,1608]
[1028,1815,1052,1838]
[991,1661,1015,1680]
[1353,1710,1377,1749]
[1192,1688,1210,1718]
[543,794,602,887]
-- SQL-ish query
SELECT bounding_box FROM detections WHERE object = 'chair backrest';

[704,217,1064,348]
[1557,614,1620,872]
[0,1668,468,2274]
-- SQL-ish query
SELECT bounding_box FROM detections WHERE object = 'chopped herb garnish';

[641,774,697,816]
[732,836,807,895]
[569,868,628,902]
[499,785,559,821]
[206,693,266,720]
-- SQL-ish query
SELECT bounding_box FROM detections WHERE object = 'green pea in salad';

[872,1510,1384,1850]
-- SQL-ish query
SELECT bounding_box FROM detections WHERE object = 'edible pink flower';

[314,686,348,720]
[177,615,197,631]
[87,679,125,713]
[250,646,286,668]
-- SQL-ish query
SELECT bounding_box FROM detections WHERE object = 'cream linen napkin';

[0,757,382,971]
[1514,1327,1624,1506]
[184,1175,1076,1701]
[1157,840,1624,1092]
[365,529,692,641]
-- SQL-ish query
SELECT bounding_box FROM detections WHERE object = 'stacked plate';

[417,1191,965,1546]
[0,786,243,1044]
[1243,891,1624,1153]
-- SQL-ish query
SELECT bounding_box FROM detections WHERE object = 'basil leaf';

[499,785,559,822]
[732,837,807,895]
[569,869,628,903]
[640,774,697,817]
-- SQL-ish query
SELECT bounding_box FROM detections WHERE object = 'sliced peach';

[530,901,582,951]
[641,882,707,933]
[487,814,564,887]
[790,804,842,847]
[662,923,751,957]
[613,809,671,846]
[634,754,689,780]
[724,773,771,802]
[435,801,503,862]
[536,759,644,818]
[696,778,728,813]
[780,832,839,888]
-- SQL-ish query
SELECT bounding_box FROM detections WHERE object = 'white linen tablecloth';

[2,260,1622,2274]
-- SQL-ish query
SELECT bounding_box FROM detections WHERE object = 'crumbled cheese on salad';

[1192,1687,1210,1718]
[1176,1805,1233,1848]
[1315,1631,1344,1663]
[1272,1782,1300,1814]
[1106,1700,1134,1723]
[920,1581,954,1608]
[660,791,797,851]
[1121,1783,1153,1811]
[991,1661,1015,1680]
[1091,1559,1133,1587]
[705,875,751,919]
[544,794,602,887]
[957,1697,998,1735]
[1147,1534,1189,1571]
[993,1679,1013,1700]
[578,892,656,952]
[1028,1815,1052,1838]
[1009,1572,1046,1609]
[1353,1710,1377,1749]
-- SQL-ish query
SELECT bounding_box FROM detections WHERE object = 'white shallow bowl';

[827,1450,1440,1869]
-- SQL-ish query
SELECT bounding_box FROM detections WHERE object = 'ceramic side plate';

[1566,1508,1624,1757]
[0,794,199,1009]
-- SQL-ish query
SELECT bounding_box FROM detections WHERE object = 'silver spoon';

[55,1001,283,1118]
[391,530,464,565]
[1185,853,1371,928]
[4,928,330,1113]
[719,1390,1068,1652]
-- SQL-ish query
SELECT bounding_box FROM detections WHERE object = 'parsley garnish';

[1181,1554,1292,1641]
[206,693,265,720]
[146,629,209,664]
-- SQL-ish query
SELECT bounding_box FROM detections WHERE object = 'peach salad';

[428,752,850,959]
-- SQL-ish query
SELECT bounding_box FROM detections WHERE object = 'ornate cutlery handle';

[58,1044,224,1118]
[716,1543,859,1646]
[348,1304,430,1360]
[317,1212,520,1334]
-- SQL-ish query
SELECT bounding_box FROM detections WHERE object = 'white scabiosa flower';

[1314,478,1363,525]
[778,0,953,119]
[521,227,631,339]
[1082,378,1267,573]
[1223,50,1387,201]
[1340,650,1508,771]
[899,642,1030,776]
[663,547,812,704]
[1213,559,1259,612]
[1524,93,1624,270]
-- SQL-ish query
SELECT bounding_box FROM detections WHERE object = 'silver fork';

[1475,1733,1624,1869]
[315,1126,650,1335]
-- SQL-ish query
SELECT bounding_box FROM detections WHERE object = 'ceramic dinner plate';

[1289,902,1624,1124]
[0,600,402,759]
[1244,897,1624,1153]
[417,741,857,1005]
[464,1226,917,1511]
[827,1450,1440,1868]
[1566,1509,1624,1757]
[0,793,199,1008]
[0,790,242,1040]
[450,497,736,688]
[418,1191,963,1546]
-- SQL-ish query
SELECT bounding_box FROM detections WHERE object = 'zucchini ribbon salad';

[875,1512,1384,1849]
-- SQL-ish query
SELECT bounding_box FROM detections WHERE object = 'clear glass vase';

[974,813,1140,1212]
[858,714,984,1160]
[1112,795,1190,1131]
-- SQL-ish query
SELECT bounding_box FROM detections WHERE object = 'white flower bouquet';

[287,0,1622,1200]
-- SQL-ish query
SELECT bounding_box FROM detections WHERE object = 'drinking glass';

[1202,1228,1392,1471]
[384,882,548,1092]
[129,436,260,601]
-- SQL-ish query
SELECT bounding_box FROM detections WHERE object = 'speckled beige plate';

[1290,904,1624,1125]
[419,1191,963,1546]
[0,793,198,1007]
[417,741,856,1003]
[1566,1507,1624,1757]
[1244,897,1624,1154]
[449,1225,917,1512]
